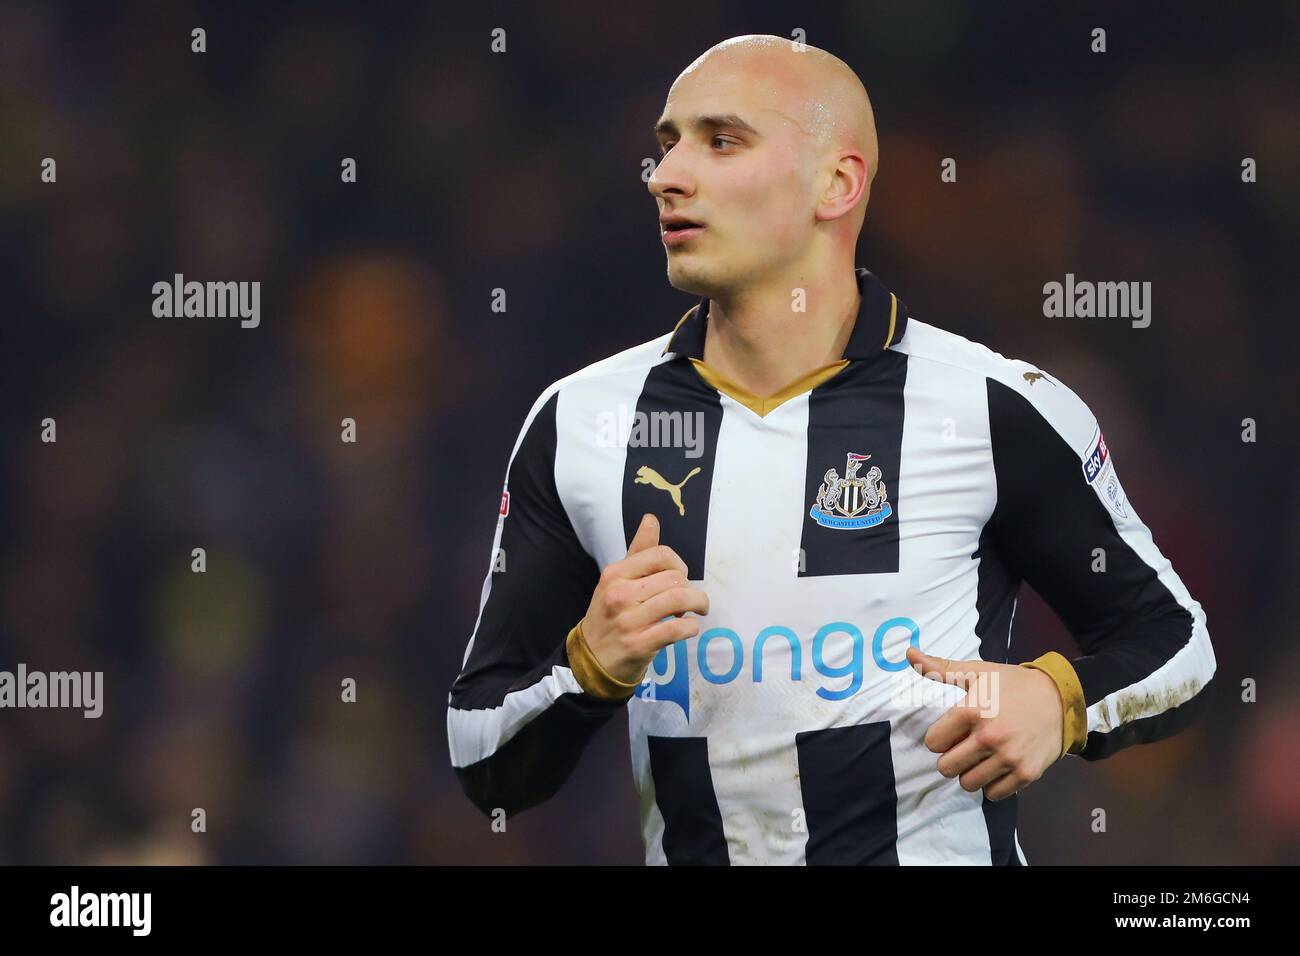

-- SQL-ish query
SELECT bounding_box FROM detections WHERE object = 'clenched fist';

[579,513,710,686]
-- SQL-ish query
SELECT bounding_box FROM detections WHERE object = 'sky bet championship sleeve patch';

[1081,429,1129,520]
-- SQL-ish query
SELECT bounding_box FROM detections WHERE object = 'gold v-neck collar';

[687,357,850,418]
[661,267,909,418]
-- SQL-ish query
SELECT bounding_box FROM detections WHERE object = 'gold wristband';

[566,621,642,701]
[1020,651,1088,758]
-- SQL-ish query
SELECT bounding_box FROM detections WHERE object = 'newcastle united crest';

[809,452,893,530]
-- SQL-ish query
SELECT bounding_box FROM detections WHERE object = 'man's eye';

[658,138,734,156]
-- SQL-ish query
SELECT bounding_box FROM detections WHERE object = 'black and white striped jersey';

[447,267,1216,865]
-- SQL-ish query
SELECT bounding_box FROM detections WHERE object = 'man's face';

[650,64,819,296]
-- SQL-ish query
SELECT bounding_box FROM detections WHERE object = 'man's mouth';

[661,217,706,245]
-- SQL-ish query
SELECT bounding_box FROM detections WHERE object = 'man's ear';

[816,150,868,223]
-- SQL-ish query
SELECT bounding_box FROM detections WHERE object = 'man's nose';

[647,149,694,201]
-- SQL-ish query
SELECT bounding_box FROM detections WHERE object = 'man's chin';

[665,257,718,297]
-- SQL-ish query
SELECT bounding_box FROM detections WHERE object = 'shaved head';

[650,34,878,298]
[679,34,879,196]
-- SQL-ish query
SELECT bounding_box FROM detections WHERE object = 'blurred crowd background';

[0,1,1296,864]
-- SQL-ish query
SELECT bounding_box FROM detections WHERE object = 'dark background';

[0,1,1296,863]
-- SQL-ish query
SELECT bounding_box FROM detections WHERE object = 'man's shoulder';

[894,316,1099,442]
[555,327,679,392]
[513,325,679,436]
[894,316,1038,388]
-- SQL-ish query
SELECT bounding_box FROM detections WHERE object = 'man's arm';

[986,370,1217,760]
[447,388,630,819]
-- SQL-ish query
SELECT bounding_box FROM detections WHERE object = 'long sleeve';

[447,388,630,817]
[985,370,1216,760]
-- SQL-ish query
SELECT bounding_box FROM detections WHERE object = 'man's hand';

[905,646,1065,801]
[579,513,709,685]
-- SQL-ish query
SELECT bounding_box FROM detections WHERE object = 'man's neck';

[699,267,862,397]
